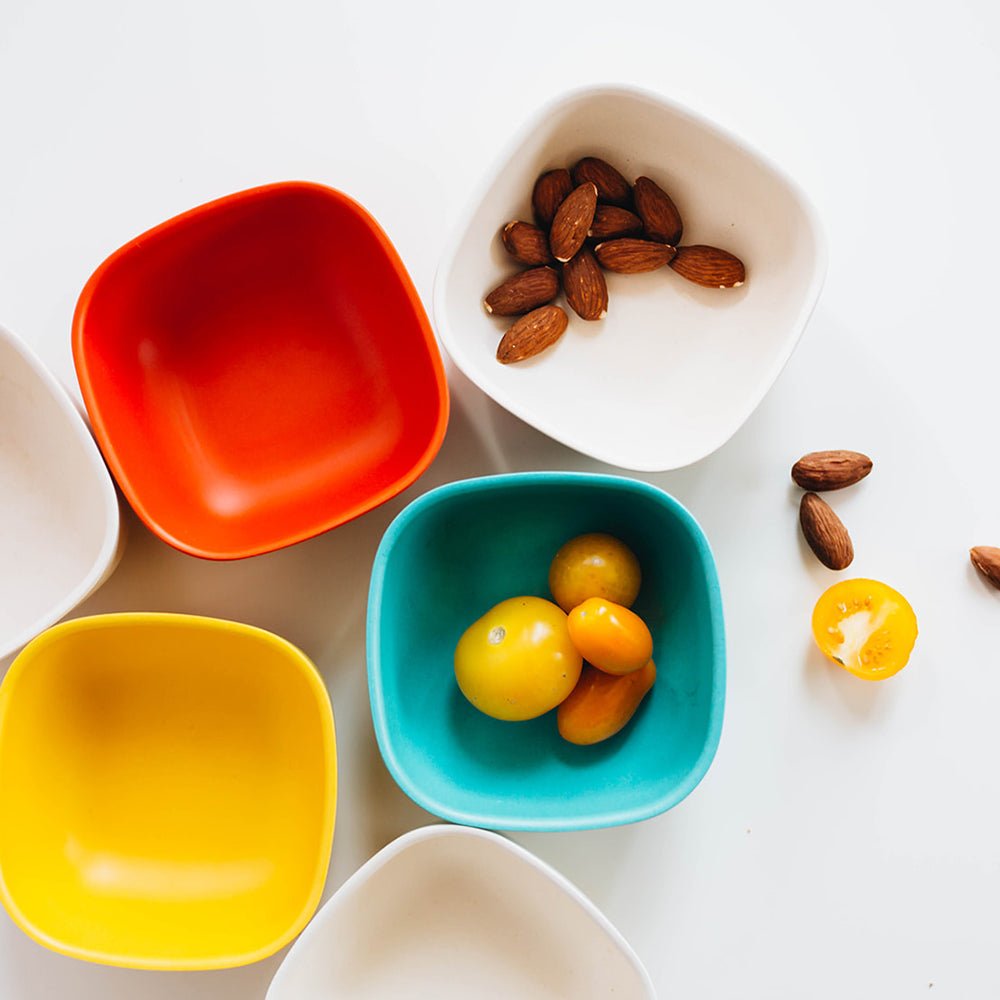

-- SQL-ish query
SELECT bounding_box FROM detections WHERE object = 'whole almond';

[588,205,643,240]
[970,546,1000,590]
[669,245,746,288]
[594,238,676,274]
[633,175,683,244]
[792,451,873,491]
[484,267,560,316]
[800,493,854,570]
[550,182,598,263]
[572,157,632,206]
[501,221,553,265]
[563,248,608,321]
[497,305,568,364]
[532,168,574,227]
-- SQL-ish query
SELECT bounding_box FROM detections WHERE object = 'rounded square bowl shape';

[0,325,121,660]
[0,613,337,970]
[434,85,826,471]
[266,824,655,1000]
[367,472,725,831]
[74,181,449,559]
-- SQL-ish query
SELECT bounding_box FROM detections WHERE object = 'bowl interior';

[267,826,652,999]
[0,616,335,969]
[75,182,447,557]
[437,87,824,470]
[370,475,724,830]
[0,332,116,658]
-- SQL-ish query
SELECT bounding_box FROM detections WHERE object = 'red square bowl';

[73,182,448,559]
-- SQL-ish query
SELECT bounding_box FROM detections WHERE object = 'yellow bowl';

[0,613,336,970]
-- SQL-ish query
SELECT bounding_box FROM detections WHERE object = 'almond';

[572,157,632,206]
[501,221,553,265]
[800,494,854,570]
[594,238,676,274]
[484,267,560,316]
[633,175,683,245]
[563,248,608,321]
[970,546,1000,590]
[669,245,746,288]
[532,168,574,227]
[496,305,568,364]
[588,205,643,240]
[549,182,598,263]
[791,451,873,491]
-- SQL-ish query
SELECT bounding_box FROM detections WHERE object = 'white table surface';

[2,1,998,996]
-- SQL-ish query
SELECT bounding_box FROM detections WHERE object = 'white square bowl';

[0,325,122,659]
[265,825,654,999]
[434,85,827,471]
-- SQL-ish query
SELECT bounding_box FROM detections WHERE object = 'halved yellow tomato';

[812,578,917,681]
[455,596,582,721]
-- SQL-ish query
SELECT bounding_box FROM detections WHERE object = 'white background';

[1,1,998,996]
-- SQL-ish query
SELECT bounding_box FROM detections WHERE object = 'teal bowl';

[366,472,725,831]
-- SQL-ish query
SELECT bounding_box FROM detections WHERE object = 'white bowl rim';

[0,324,122,660]
[433,82,829,472]
[265,823,656,999]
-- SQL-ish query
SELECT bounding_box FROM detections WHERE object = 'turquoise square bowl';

[367,472,725,832]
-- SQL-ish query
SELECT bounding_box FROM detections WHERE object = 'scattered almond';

[550,182,598,262]
[532,169,574,227]
[791,451,873,491]
[588,205,643,240]
[669,245,746,288]
[800,493,854,570]
[572,157,632,206]
[484,266,560,316]
[501,221,552,265]
[633,175,683,245]
[970,546,1000,590]
[563,248,608,321]
[594,238,676,274]
[496,306,569,364]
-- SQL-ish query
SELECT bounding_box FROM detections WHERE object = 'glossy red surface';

[73,182,448,559]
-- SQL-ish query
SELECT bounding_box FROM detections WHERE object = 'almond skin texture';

[532,168,573,227]
[800,493,854,570]
[501,221,552,265]
[484,266,560,316]
[562,248,608,321]
[496,305,568,364]
[970,546,1000,590]
[669,245,746,288]
[792,451,873,491]
[549,182,598,263]
[594,238,676,274]
[633,175,683,244]
[588,205,643,240]
[572,157,632,207]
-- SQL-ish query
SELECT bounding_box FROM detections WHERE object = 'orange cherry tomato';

[812,578,918,681]
[557,660,656,745]
[548,533,641,613]
[566,597,653,675]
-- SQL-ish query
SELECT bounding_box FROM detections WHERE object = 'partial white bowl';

[435,84,827,471]
[266,825,655,1000]
[0,325,122,659]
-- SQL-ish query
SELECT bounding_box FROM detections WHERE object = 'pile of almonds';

[793,450,872,570]
[484,156,747,364]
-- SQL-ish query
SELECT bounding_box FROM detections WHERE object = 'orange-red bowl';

[74,182,448,559]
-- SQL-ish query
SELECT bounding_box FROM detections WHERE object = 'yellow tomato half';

[455,596,583,721]
[812,578,918,681]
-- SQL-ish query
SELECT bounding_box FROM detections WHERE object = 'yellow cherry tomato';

[548,533,641,613]
[812,578,917,681]
[566,597,653,675]
[455,596,583,721]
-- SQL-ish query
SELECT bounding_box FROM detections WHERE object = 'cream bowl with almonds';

[434,84,827,472]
